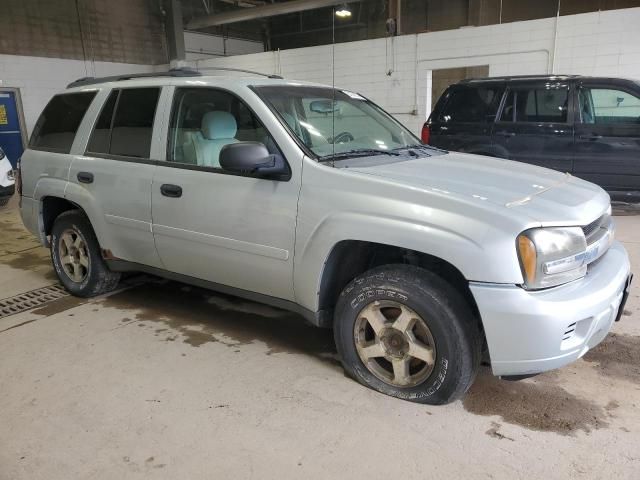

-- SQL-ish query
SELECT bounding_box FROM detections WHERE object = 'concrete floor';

[1,196,639,480]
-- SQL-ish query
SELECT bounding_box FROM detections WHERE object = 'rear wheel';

[51,210,120,297]
[334,264,480,404]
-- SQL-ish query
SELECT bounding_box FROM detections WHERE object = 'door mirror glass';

[219,142,288,179]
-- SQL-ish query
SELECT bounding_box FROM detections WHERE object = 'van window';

[438,86,504,123]
[501,86,569,123]
[167,87,277,169]
[579,88,640,124]
[86,88,160,159]
[30,92,97,153]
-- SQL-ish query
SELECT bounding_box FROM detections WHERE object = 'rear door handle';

[160,184,182,198]
[495,131,516,138]
[77,172,94,184]
[579,134,602,141]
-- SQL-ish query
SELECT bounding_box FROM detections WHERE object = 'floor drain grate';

[0,284,69,319]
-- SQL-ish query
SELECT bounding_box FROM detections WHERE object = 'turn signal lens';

[517,235,537,284]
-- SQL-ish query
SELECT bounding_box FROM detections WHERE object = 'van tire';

[50,210,120,297]
[334,264,480,405]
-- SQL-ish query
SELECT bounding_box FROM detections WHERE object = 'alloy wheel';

[354,300,437,387]
[58,229,90,283]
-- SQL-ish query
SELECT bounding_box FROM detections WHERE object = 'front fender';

[293,210,523,312]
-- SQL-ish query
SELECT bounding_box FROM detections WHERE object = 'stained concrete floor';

[0,197,639,480]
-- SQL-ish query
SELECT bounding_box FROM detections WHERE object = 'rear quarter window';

[437,85,504,123]
[30,92,97,153]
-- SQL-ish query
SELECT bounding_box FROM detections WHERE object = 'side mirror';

[219,142,289,180]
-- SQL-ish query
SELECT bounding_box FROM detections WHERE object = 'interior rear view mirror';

[309,100,340,115]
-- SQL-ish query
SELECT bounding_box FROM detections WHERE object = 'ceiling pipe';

[187,0,367,29]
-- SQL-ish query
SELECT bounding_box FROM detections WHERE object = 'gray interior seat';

[189,111,239,168]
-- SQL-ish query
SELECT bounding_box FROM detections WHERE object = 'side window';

[579,88,640,124]
[110,88,159,158]
[30,92,97,153]
[438,86,504,123]
[86,87,160,159]
[87,90,118,154]
[501,86,568,123]
[168,88,278,169]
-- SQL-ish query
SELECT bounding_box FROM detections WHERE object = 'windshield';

[254,85,423,160]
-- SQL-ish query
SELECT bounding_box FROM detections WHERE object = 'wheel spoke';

[363,305,388,334]
[70,263,82,282]
[408,341,435,365]
[79,253,89,268]
[61,255,75,267]
[359,342,385,360]
[392,358,411,386]
[61,234,73,251]
[392,308,415,333]
[73,235,83,248]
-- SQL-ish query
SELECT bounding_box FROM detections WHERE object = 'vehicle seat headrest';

[202,111,237,140]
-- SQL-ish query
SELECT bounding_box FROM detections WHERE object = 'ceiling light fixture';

[335,3,352,18]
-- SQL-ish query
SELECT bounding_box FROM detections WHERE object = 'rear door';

[67,87,163,268]
[428,84,504,153]
[573,81,640,201]
[491,81,574,172]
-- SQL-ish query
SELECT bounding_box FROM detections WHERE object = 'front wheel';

[51,210,121,297]
[334,265,480,404]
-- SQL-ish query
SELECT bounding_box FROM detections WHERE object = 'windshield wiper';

[392,144,446,155]
[319,148,401,161]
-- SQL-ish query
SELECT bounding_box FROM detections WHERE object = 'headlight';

[516,227,587,289]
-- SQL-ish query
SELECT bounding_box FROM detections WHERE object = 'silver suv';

[18,69,632,404]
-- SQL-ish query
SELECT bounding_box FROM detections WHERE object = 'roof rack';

[66,67,202,89]
[196,66,283,79]
[459,74,579,84]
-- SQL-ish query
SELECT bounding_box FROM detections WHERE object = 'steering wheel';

[329,131,355,144]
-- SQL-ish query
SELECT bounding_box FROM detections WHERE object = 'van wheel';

[334,265,480,404]
[50,210,120,297]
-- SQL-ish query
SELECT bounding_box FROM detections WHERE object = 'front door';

[492,81,574,172]
[0,90,26,168]
[151,86,300,301]
[573,82,640,201]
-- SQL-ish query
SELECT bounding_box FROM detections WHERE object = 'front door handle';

[77,172,94,184]
[579,134,602,141]
[495,131,516,138]
[160,184,182,198]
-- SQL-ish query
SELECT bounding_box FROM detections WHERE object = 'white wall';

[0,55,160,135]
[184,31,264,60]
[188,7,640,134]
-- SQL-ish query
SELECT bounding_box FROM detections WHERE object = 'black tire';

[50,210,120,297]
[334,264,481,405]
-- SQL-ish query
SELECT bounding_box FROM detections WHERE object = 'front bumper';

[470,241,631,376]
[0,184,15,203]
[0,183,14,198]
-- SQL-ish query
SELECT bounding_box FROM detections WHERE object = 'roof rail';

[196,66,283,79]
[66,67,202,89]
[459,74,579,84]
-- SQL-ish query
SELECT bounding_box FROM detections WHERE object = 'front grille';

[562,322,577,341]
[582,215,604,240]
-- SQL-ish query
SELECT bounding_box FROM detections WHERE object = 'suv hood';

[346,152,609,225]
